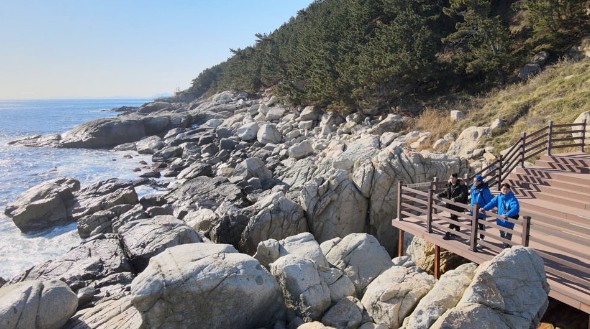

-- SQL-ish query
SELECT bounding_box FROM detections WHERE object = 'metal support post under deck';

[434,245,440,279]
[398,229,404,257]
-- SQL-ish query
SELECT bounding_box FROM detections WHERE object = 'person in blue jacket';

[469,175,493,240]
[479,183,520,247]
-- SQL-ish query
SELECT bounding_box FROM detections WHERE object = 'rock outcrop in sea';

[1,91,553,328]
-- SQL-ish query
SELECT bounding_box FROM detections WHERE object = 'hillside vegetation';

[414,58,590,153]
[182,0,589,114]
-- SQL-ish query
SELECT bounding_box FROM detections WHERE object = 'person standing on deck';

[469,175,493,241]
[437,173,468,240]
[479,183,520,248]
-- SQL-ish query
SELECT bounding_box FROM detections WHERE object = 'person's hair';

[501,183,511,189]
[451,173,458,178]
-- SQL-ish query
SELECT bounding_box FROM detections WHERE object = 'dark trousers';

[449,214,460,231]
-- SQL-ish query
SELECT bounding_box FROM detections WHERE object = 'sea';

[0,99,156,280]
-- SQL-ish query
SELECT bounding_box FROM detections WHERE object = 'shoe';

[503,243,511,249]
[476,243,483,249]
[443,232,451,240]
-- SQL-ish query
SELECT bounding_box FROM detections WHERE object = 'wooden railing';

[474,120,587,189]
[396,182,531,254]
[394,119,590,295]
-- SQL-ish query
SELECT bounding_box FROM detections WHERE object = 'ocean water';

[0,99,155,280]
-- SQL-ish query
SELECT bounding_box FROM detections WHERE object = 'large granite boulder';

[4,177,80,233]
[431,247,549,329]
[135,135,164,154]
[0,279,78,329]
[257,124,282,144]
[60,118,146,148]
[446,126,491,158]
[232,157,273,183]
[321,234,392,296]
[63,297,142,329]
[265,106,286,121]
[118,215,202,272]
[254,233,329,269]
[331,135,380,171]
[270,255,331,321]
[357,146,466,255]
[239,193,308,254]
[401,263,478,329]
[176,161,213,181]
[406,237,471,275]
[300,106,321,121]
[77,204,134,238]
[300,169,368,243]
[72,179,138,220]
[237,122,259,141]
[130,243,284,329]
[11,235,133,293]
[321,296,364,329]
[254,233,355,304]
[367,114,406,135]
[289,140,314,159]
[166,176,246,210]
[361,266,435,329]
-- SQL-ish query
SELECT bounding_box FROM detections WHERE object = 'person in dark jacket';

[480,183,520,248]
[469,175,493,241]
[437,173,468,240]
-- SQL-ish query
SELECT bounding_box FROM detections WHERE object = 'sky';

[0,0,314,99]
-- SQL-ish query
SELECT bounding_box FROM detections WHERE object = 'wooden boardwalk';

[392,150,590,321]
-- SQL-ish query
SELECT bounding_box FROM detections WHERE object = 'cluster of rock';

[1,91,553,328]
[0,231,549,329]
[6,91,468,255]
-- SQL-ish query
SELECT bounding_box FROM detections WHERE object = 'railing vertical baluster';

[521,216,531,247]
[497,155,503,190]
[521,133,527,168]
[548,120,553,156]
[432,177,438,215]
[470,202,480,251]
[397,181,403,221]
[426,187,433,233]
[582,119,587,153]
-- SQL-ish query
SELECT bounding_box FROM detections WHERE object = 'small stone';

[450,110,465,121]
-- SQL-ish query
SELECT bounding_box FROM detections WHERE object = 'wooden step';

[539,153,590,167]
[512,167,590,184]
[535,159,590,173]
[535,191,590,211]
[506,172,590,194]
[537,185,590,202]
[518,198,590,227]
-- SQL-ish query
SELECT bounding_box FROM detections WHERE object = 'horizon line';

[0,96,161,101]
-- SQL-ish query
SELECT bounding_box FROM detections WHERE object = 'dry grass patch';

[459,59,590,153]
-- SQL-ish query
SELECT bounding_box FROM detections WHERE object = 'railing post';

[497,155,503,190]
[547,120,553,156]
[582,119,587,153]
[470,202,480,251]
[521,216,531,247]
[521,133,527,168]
[426,186,433,233]
[397,181,403,221]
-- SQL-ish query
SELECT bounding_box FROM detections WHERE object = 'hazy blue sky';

[0,1,314,99]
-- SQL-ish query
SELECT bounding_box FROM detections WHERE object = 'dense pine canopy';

[184,0,589,113]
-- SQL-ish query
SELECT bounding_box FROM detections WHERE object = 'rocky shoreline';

[1,91,551,328]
